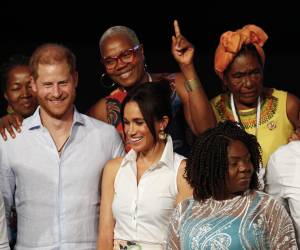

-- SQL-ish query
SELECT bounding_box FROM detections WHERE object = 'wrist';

[184,79,201,92]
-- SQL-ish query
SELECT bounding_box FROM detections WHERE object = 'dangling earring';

[7,105,14,115]
[100,73,117,89]
[158,129,167,141]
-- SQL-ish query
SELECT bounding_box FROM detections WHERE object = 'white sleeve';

[0,194,9,250]
[0,143,15,242]
[265,154,286,207]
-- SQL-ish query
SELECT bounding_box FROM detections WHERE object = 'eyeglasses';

[102,44,142,70]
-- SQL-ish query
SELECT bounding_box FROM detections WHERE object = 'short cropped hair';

[29,43,76,80]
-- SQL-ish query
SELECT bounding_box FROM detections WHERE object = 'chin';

[118,79,137,88]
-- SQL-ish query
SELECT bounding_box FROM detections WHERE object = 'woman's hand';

[0,113,23,140]
[171,20,194,66]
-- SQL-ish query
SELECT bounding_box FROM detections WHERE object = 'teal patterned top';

[167,191,297,249]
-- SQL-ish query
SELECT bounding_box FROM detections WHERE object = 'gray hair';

[99,26,140,50]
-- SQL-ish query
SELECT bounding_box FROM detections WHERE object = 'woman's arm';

[97,157,122,250]
[171,20,216,135]
[286,92,300,141]
[176,160,193,204]
[87,98,108,123]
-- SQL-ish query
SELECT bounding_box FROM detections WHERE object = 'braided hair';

[185,120,261,202]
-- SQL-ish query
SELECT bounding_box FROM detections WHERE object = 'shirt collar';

[122,135,175,170]
[26,106,85,130]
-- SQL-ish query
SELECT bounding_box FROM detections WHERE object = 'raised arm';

[97,157,122,250]
[171,20,216,135]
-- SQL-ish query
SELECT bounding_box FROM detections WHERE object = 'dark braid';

[185,120,261,202]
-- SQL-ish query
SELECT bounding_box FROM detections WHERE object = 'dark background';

[1,2,299,116]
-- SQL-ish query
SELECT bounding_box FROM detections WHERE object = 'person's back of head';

[186,120,262,201]
[121,80,173,143]
[29,43,76,80]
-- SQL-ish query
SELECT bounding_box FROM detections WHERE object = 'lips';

[118,69,133,79]
[20,101,35,108]
[241,92,257,98]
[127,137,143,144]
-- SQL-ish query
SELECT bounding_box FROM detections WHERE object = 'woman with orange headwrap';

[211,24,300,169]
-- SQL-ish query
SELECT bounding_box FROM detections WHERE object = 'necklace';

[57,136,70,154]
[230,93,261,136]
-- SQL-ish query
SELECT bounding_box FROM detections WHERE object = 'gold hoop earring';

[158,130,167,141]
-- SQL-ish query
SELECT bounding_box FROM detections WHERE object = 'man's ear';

[30,76,37,93]
[73,71,78,88]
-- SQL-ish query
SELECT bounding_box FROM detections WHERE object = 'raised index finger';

[174,20,181,37]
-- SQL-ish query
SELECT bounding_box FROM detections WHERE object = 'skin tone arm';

[0,113,23,140]
[171,20,216,135]
[176,160,193,204]
[87,97,108,123]
[286,92,300,141]
[97,157,123,250]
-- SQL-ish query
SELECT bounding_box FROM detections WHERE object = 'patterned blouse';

[167,190,297,249]
[211,89,294,167]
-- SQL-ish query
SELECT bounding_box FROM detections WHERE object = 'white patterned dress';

[166,190,297,249]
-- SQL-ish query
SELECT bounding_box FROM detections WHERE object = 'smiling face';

[224,139,254,199]
[224,52,263,109]
[31,62,77,120]
[4,65,37,117]
[100,34,146,88]
[123,101,163,153]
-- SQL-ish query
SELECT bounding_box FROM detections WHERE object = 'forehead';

[36,62,70,80]
[124,101,143,118]
[229,53,262,73]
[8,65,31,77]
[227,140,249,156]
[101,34,135,57]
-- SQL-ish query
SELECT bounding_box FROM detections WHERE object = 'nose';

[20,85,32,98]
[243,76,253,88]
[52,84,62,98]
[126,123,136,136]
[115,57,127,70]
[238,161,252,172]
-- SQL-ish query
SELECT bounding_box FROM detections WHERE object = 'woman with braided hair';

[166,121,297,249]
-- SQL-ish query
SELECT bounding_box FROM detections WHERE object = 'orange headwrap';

[214,24,268,79]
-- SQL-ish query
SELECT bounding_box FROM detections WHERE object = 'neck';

[39,107,73,135]
[137,140,165,169]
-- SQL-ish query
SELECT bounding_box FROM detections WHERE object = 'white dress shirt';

[0,193,9,250]
[112,136,185,247]
[265,141,300,246]
[0,107,124,250]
